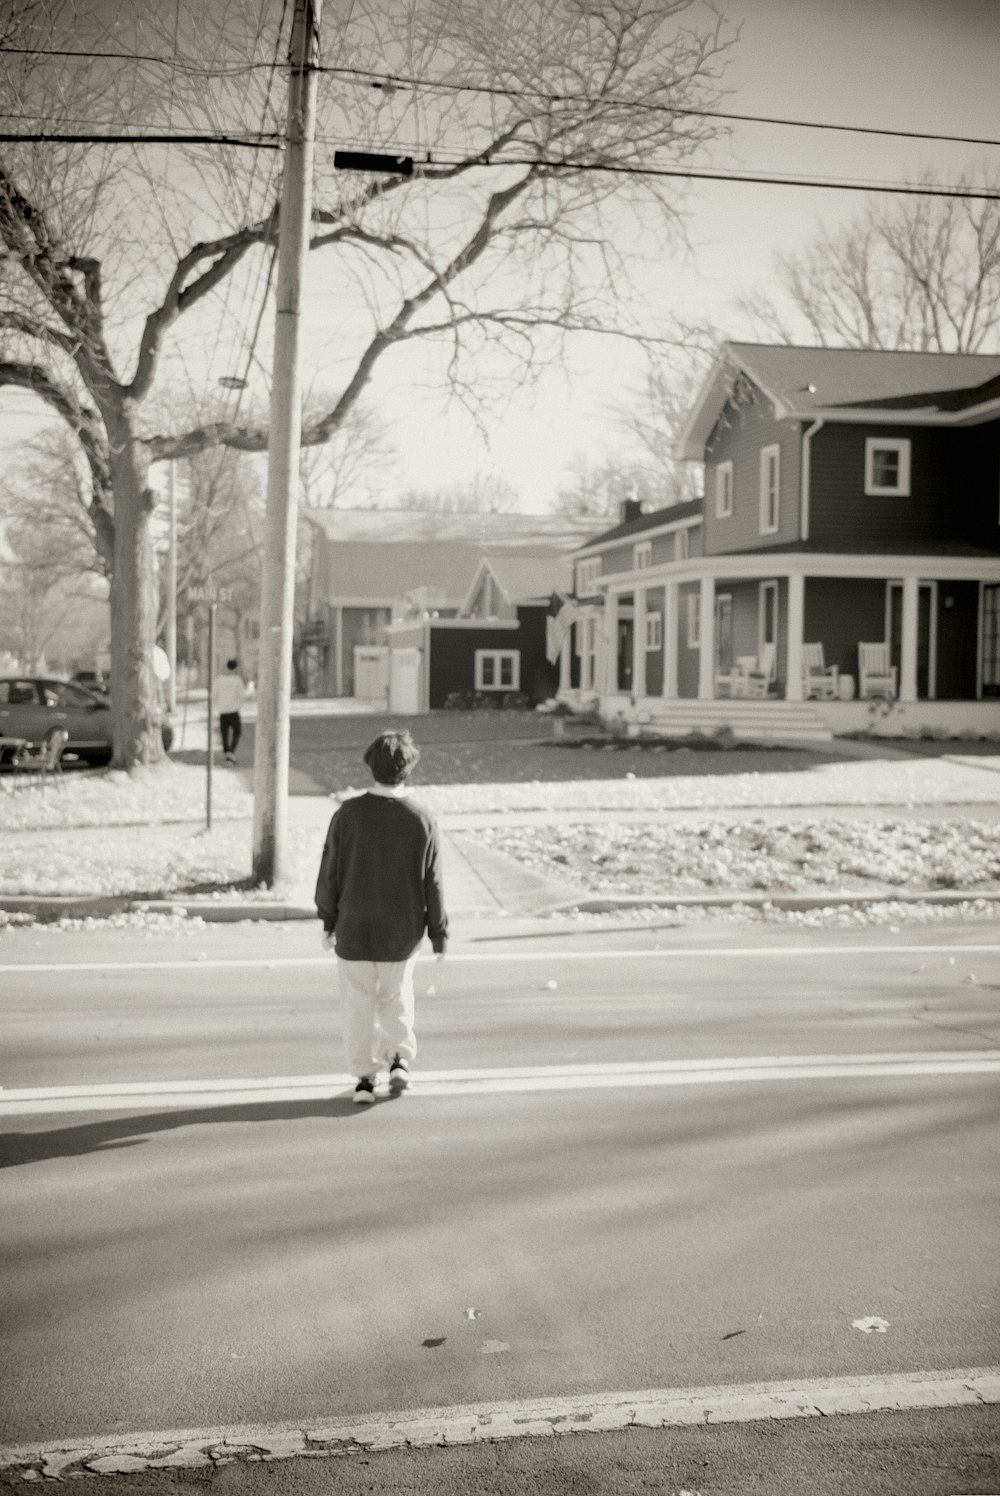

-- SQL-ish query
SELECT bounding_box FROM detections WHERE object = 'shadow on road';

[0,1094,374,1168]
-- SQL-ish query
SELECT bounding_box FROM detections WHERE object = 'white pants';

[337,956,417,1080]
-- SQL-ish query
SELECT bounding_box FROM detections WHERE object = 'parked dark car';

[0,677,173,765]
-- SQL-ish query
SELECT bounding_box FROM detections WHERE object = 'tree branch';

[126,205,279,401]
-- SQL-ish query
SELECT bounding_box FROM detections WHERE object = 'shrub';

[442,691,501,710]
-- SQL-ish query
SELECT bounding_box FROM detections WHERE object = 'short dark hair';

[363,729,420,786]
[226,658,238,670]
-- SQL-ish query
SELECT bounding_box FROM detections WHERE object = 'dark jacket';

[315,791,448,961]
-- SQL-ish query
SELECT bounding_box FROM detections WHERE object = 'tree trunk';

[106,406,164,768]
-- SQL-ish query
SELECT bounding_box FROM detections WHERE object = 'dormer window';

[715,461,733,518]
[633,541,652,571]
[576,557,601,596]
[865,437,911,496]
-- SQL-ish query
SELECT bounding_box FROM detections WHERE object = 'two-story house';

[555,344,1000,739]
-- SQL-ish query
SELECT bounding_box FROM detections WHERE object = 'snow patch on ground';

[477,817,1000,897]
[0,761,252,830]
[404,756,1000,813]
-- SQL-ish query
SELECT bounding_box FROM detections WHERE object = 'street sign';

[189,585,234,604]
[334,150,413,176]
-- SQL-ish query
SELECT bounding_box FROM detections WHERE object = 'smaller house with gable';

[386,549,572,712]
[553,344,1000,739]
[302,508,591,699]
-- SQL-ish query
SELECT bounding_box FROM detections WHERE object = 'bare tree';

[0,0,734,766]
[739,173,1000,352]
[397,472,521,514]
[0,493,104,672]
[1,423,111,578]
[298,403,397,509]
[555,452,672,520]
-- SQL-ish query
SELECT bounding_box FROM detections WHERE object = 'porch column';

[663,581,678,698]
[333,605,344,696]
[697,575,716,700]
[632,586,647,698]
[900,574,920,702]
[603,591,619,695]
[558,627,572,693]
[785,572,805,701]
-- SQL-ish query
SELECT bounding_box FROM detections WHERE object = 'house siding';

[602,526,703,574]
[426,609,556,708]
[807,421,1000,552]
[961,419,1000,551]
[703,378,801,555]
[677,582,700,697]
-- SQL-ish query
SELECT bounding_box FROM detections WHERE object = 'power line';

[321,65,1000,152]
[3,45,999,152]
[316,140,1000,200]
[3,124,997,198]
[0,130,280,148]
[0,45,263,77]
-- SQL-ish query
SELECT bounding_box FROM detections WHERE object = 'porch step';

[638,699,833,745]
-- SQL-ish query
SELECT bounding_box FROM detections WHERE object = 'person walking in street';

[315,729,448,1104]
[216,658,244,765]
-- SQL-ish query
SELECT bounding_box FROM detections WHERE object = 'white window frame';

[759,444,780,534]
[674,528,690,561]
[633,540,652,571]
[474,649,520,691]
[715,461,733,518]
[576,557,601,596]
[865,437,911,496]
[686,593,700,649]
[645,611,662,651]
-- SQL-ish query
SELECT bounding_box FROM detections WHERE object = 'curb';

[2,888,1000,924]
[544,889,1000,915]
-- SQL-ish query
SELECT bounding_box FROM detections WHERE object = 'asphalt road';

[1,917,999,1492]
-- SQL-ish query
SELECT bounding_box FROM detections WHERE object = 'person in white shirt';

[215,658,245,765]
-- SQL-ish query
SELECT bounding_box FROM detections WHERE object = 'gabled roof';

[679,343,1000,460]
[309,539,486,603]
[303,508,593,604]
[302,507,594,548]
[461,550,574,613]
[571,497,704,556]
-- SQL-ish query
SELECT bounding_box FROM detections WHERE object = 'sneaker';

[388,1055,410,1095]
[353,1076,376,1105]
[225,753,236,765]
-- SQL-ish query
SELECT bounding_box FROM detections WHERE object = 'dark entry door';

[617,617,633,691]
[889,582,933,698]
[983,584,1000,697]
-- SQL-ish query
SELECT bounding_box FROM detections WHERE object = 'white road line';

[3,1051,998,1115]
[2,1368,997,1476]
[1,942,999,973]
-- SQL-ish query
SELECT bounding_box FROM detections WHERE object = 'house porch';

[556,553,1000,740]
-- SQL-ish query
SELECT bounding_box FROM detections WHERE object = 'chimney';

[620,498,644,523]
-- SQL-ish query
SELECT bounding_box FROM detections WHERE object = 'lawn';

[274,712,856,791]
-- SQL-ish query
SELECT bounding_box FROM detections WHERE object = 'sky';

[1,0,999,513]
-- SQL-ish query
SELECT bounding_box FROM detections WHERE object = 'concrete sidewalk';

[2,744,998,924]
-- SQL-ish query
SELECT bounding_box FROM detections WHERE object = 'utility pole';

[252,0,321,887]
[166,460,177,714]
